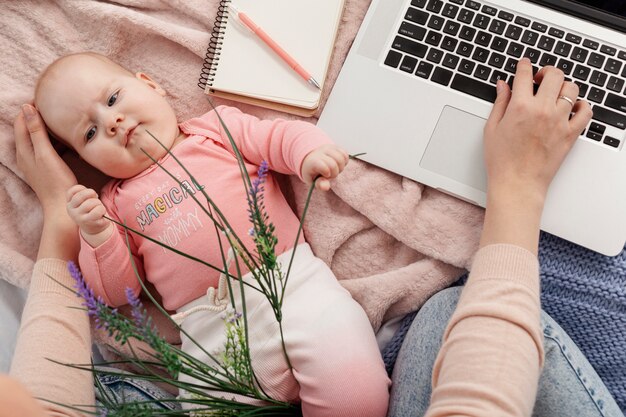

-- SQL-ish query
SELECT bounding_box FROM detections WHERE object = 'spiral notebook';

[198,0,345,116]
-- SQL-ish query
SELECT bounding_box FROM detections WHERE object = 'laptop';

[318,0,626,256]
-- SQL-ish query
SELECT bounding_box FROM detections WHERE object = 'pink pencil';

[228,4,321,90]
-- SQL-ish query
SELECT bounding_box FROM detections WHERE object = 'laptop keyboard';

[384,0,626,149]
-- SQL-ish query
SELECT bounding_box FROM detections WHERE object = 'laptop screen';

[528,0,626,32]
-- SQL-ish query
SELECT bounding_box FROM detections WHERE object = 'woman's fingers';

[569,100,593,141]
[555,82,580,115]
[511,57,535,99]
[534,66,565,101]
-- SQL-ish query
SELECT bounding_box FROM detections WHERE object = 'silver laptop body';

[319,0,626,256]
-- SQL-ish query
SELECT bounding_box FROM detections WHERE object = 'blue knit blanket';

[383,232,626,412]
[539,232,626,412]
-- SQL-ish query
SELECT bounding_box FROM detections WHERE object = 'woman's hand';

[480,58,593,253]
[14,104,80,260]
[484,58,592,203]
[14,104,77,214]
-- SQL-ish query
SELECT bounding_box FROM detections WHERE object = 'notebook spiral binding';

[198,0,231,90]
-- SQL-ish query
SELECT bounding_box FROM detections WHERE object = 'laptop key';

[505,24,522,40]
[514,16,530,27]
[399,22,427,41]
[531,22,548,33]
[605,93,626,113]
[466,1,480,10]
[604,136,620,148]
[592,105,626,129]
[589,70,607,87]
[488,19,506,35]
[426,0,443,13]
[443,4,460,18]
[504,57,518,73]
[431,66,454,86]
[618,51,626,60]
[457,41,474,57]
[474,64,491,80]
[442,53,460,69]
[459,58,476,74]
[583,39,599,50]
[600,45,617,56]
[411,0,427,7]
[451,73,497,102]
[548,27,564,38]
[604,58,621,75]
[406,8,429,25]
[481,5,497,16]
[588,52,605,68]
[523,48,540,64]
[490,70,508,84]
[571,47,588,63]
[572,64,590,81]
[556,58,574,75]
[428,15,445,30]
[425,31,443,46]
[384,50,403,68]
[498,10,513,21]
[400,55,419,73]
[554,41,571,57]
[475,31,492,46]
[472,46,490,63]
[488,52,506,68]
[607,76,625,93]
[491,36,508,52]
[565,33,582,44]
[443,20,461,35]
[441,36,458,51]
[392,36,428,58]
[521,30,539,46]
[459,25,477,41]
[427,48,444,64]
[573,81,589,97]
[416,61,434,78]
[587,87,605,103]
[537,35,555,51]
[589,122,606,134]
[458,9,475,24]
[539,53,557,67]
[506,42,524,58]
[586,131,603,141]
[473,14,491,30]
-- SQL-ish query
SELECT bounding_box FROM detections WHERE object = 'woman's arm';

[8,105,94,416]
[425,59,592,417]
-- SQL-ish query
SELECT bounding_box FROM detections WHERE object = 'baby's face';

[36,55,180,178]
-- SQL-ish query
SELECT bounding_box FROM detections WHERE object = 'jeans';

[387,286,625,417]
[94,367,181,412]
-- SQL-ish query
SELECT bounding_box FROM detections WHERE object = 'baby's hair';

[34,52,133,148]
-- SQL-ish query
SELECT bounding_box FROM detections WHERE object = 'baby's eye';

[85,126,97,142]
[107,91,119,107]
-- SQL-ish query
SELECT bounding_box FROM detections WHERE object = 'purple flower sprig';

[124,287,182,377]
[246,160,278,271]
[69,262,120,334]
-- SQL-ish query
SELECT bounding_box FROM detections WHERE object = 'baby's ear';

[136,72,166,96]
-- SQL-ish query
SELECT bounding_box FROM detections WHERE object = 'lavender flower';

[249,160,269,197]
[125,287,144,328]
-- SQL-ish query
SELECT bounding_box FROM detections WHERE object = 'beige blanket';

[0,0,484,333]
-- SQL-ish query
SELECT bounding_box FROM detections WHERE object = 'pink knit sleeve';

[425,244,544,417]
[10,259,94,416]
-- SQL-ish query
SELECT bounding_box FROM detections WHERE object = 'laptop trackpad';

[420,106,488,192]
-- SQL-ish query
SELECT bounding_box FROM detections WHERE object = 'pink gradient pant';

[177,243,390,417]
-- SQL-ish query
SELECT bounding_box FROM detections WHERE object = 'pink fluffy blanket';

[0,0,484,332]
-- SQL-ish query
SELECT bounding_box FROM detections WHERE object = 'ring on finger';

[557,95,575,108]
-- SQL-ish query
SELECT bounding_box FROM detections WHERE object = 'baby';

[33,52,390,417]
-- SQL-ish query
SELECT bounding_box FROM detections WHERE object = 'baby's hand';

[66,184,113,247]
[301,144,349,191]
